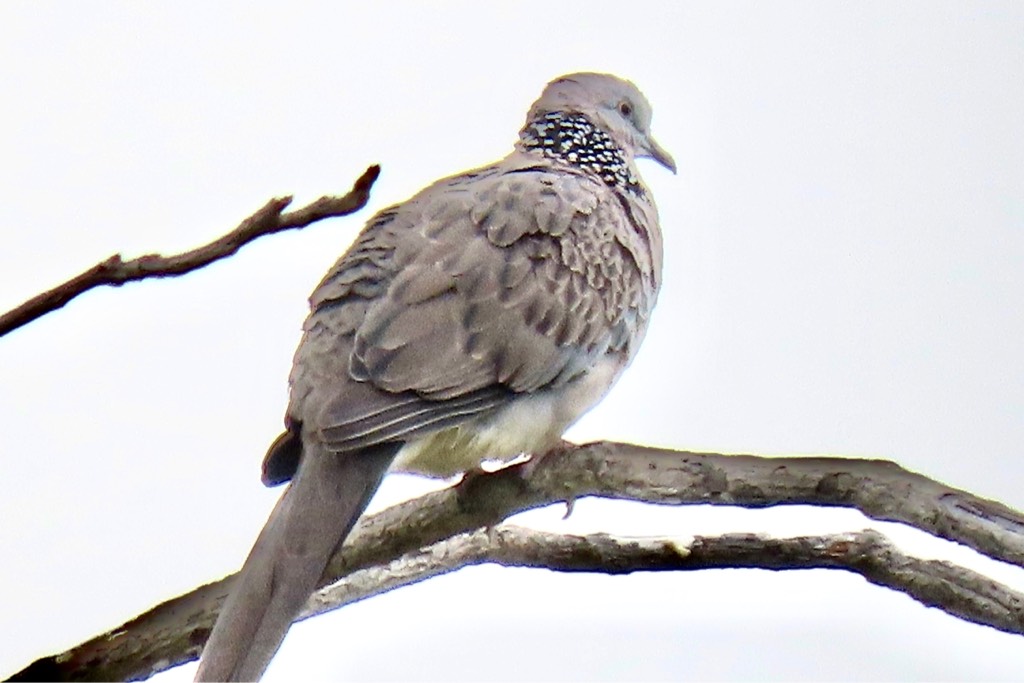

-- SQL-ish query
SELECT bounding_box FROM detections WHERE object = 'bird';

[194,72,675,682]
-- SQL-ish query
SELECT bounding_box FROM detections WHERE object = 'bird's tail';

[195,440,398,682]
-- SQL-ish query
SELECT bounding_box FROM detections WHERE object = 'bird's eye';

[618,101,633,118]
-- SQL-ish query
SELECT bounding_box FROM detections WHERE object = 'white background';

[2,2,1022,680]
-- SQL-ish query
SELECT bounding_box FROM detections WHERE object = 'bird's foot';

[521,440,578,518]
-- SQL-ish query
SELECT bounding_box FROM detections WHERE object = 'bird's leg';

[520,440,578,518]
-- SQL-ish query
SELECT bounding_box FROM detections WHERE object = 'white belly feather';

[391,356,621,478]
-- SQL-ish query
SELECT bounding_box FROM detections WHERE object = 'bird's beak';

[643,134,677,174]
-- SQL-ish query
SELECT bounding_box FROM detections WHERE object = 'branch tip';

[355,164,381,191]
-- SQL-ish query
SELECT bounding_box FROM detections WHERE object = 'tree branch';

[305,525,1024,637]
[0,165,380,337]
[8,442,1023,682]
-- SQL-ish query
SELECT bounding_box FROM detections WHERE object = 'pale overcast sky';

[2,2,1023,681]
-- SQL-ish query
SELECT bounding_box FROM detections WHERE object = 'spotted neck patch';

[519,111,643,196]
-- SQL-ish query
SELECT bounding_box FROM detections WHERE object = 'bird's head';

[525,72,676,174]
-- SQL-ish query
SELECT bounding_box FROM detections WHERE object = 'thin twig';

[0,165,380,337]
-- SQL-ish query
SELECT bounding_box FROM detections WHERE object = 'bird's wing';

[290,160,657,454]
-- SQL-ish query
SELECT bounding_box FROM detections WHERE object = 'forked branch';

[8,443,1024,682]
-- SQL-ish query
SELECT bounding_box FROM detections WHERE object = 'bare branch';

[321,442,1024,577]
[8,442,1023,682]
[0,165,381,337]
[306,525,1024,637]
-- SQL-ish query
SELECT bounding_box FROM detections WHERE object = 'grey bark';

[8,442,1023,682]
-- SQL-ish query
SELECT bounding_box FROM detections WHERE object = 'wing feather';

[286,158,657,454]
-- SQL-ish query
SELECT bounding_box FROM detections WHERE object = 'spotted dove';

[195,72,675,682]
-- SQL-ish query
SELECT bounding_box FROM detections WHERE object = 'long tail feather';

[195,441,397,682]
